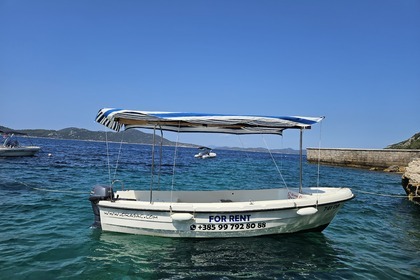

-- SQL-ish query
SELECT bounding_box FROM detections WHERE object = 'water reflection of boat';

[89,108,354,238]
[194,146,216,159]
[0,130,40,157]
[90,232,347,278]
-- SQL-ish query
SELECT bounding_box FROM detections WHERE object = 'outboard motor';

[89,185,114,228]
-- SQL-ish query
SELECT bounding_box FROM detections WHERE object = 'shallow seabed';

[0,138,418,279]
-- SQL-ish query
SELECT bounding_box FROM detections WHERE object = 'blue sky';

[1,0,419,149]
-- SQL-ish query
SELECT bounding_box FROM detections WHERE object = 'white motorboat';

[89,108,354,238]
[0,130,40,157]
[194,146,216,159]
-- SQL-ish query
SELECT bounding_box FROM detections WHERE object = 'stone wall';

[306,148,420,170]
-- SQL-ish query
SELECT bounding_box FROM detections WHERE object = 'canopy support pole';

[150,126,157,204]
[158,127,163,190]
[299,128,303,194]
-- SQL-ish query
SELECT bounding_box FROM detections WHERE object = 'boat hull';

[92,187,353,238]
[194,152,216,159]
[0,146,40,157]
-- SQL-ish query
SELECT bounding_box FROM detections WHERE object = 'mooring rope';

[6,179,89,194]
[236,135,252,160]
[170,122,181,204]
[171,127,181,186]
[316,119,323,188]
[354,189,418,198]
[105,131,112,186]
[32,187,89,194]
[112,131,125,181]
[261,135,289,190]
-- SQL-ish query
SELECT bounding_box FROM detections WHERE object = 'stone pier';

[306,148,420,171]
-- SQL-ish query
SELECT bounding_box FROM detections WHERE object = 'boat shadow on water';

[86,231,352,279]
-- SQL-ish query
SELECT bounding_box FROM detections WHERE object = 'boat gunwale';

[98,194,355,213]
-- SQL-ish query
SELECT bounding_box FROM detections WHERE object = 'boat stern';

[88,185,114,228]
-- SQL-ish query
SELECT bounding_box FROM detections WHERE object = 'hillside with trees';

[386,133,420,149]
[0,126,183,146]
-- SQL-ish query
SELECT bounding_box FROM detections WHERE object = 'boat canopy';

[95,108,324,135]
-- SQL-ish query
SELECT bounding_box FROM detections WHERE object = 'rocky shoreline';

[306,148,420,204]
[402,158,420,204]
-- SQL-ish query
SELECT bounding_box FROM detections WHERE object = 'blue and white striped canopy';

[95,108,324,135]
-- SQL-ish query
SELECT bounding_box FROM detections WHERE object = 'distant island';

[1,125,180,146]
[0,125,301,154]
[3,125,418,153]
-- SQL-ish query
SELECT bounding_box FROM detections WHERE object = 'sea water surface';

[0,138,419,279]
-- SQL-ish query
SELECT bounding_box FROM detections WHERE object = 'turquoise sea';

[0,138,419,279]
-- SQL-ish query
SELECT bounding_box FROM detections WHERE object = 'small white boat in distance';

[194,146,216,159]
[0,130,40,157]
[90,108,354,238]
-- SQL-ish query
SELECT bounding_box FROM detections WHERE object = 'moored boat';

[194,146,216,159]
[89,108,354,238]
[0,130,40,157]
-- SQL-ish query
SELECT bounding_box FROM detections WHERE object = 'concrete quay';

[306,148,420,171]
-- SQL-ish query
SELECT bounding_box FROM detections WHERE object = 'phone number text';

[191,222,266,231]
